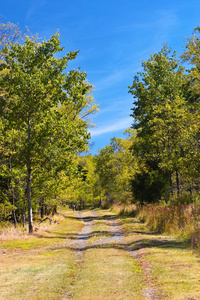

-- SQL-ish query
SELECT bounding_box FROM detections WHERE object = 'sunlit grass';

[0,209,83,250]
[111,202,137,216]
[0,208,83,300]
[88,219,111,243]
[118,209,200,299]
[72,248,143,300]
[0,248,76,300]
[1,207,200,299]
[147,247,200,299]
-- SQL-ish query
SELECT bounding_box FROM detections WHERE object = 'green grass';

[72,248,143,300]
[0,209,83,300]
[1,207,200,299]
[0,248,76,300]
[146,248,200,299]
[0,209,83,250]
[118,212,200,299]
[88,218,111,243]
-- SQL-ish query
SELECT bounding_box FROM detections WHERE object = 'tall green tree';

[181,27,200,179]
[128,45,196,202]
[0,32,94,232]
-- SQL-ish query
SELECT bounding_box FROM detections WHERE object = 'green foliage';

[0,200,16,221]
[0,27,97,229]
[65,155,101,209]
[131,160,171,204]
[128,43,200,204]
[94,135,134,205]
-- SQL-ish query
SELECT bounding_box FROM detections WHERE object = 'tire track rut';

[64,211,159,300]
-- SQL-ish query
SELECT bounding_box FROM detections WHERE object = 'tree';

[181,27,200,181]
[0,32,95,232]
[128,45,197,202]
[182,27,200,98]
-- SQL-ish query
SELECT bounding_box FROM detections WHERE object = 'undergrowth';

[0,213,64,242]
[138,203,200,251]
[111,202,137,216]
[112,201,200,252]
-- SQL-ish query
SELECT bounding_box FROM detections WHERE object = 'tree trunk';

[9,157,17,227]
[22,196,26,228]
[12,187,17,227]
[52,204,57,216]
[170,172,174,196]
[27,160,33,233]
[27,115,33,233]
[40,200,44,219]
[176,169,180,200]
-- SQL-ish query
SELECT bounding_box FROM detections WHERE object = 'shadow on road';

[42,212,190,254]
[40,215,190,252]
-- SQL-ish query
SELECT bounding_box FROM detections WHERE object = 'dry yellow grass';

[0,213,65,241]
[111,202,137,216]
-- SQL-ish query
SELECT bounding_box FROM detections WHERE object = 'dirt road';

[63,211,160,299]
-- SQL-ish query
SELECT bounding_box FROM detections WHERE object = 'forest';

[0,20,200,246]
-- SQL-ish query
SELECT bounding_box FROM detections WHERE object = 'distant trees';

[63,27,200,207]
[94,135,134,205]
[66,155,100,210]
[64,134,134,209]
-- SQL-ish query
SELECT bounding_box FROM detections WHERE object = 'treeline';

[0,20,98,232]
[66,134,134,210]
[128,35,200,204]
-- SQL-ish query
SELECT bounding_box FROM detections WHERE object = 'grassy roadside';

[118,213,200,299]
[66,209,200,299]
[1,208,200,299]
[0,208,84,300]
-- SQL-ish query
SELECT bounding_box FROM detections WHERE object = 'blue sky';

[1,0,200,154]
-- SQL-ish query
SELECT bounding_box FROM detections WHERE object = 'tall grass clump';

[111,202,137,216]
[138,202,200,251]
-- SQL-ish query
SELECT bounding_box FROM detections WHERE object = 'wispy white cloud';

[116,9,178,32]
[93,71,125,91]
[95,95,132,115]
[89,117,132,137]
[93,66,139,91]
[25,0,47,22]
